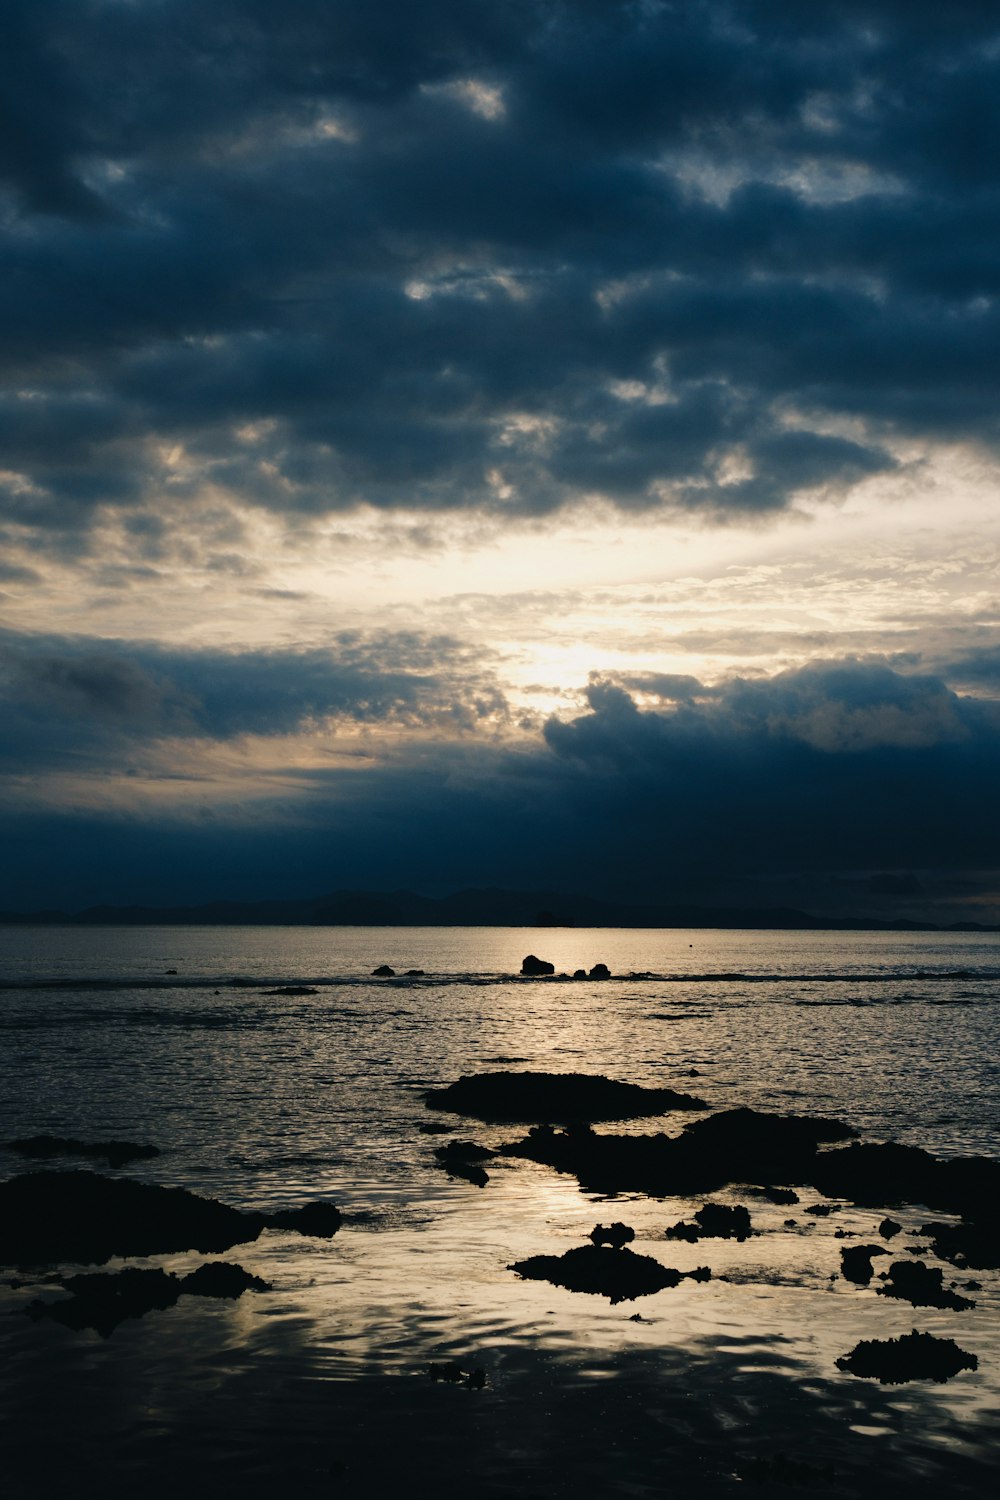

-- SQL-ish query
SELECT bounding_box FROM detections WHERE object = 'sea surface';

[1,925,999,1497]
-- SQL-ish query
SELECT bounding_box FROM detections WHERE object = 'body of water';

[1,925,998,1497]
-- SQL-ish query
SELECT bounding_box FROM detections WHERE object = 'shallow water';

[1,926,998,1496]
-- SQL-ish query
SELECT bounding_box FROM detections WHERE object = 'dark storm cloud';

[2,653,998,912]
[3,1,1000,544]
[0,627,509,769]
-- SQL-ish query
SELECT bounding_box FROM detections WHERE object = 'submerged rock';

[433,1140,493,1188]
[424,1071,707,1124]
[510,1243,708,1303]
[836,1330,978,1384]
[180,1261,272,1299]
[6,1136,159,1170]
[520,954,555,976]
[877,1259,975,1310]
[665,1203,752,1242]
[0,1170,340,1267]
[262,985,319,996]
[428,1361,486,1390]
[840,1245,887,1284]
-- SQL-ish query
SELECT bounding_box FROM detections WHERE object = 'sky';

[1,0,999,921]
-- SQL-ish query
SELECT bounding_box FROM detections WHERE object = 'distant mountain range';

[1,887,996,931]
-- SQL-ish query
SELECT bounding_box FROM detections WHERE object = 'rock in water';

[520,954,555,976]
[424,1070,706,1123]
[510,1244,708,1303]
[836,1330,978,1384]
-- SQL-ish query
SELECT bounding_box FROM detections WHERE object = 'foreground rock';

[26,1261,271,1336]
[520,954,555,976]
[425,1071,707,1124]
[836,1330,978,1384]
[510,1244,710,1303]
[0,1171,341,1267]
[6,1136,159,1170]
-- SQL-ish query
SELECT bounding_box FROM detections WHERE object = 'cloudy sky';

[2,0,999,919]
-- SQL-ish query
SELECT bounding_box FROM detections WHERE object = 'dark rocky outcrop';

[879,1217,902,1239]
[589,963,611,980]
[25,1260,271,1336]
[589,1222,635,1249]
[510,1244,709,1303]
[840,1245,887,1284]
[836,1330,978,1384]
[920,1219,1000,1270]
[665,1203,752,1242]
[6,1136,160,1170]
[262,985,319,996]
[424,1071,707,1124]
[500,1107,853,1195]
[372,965,395,977]
[520,955,555,976]
[0,1171,340,1268]
[877,1260,975,1310]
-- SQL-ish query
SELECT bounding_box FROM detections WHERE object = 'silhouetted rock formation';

[520,954,555,976]
[424,1070,707,1124]
[588,962,611,979]
[262,985,319,996]
[6,1136,159,1170]
[665,1203,752,1242]
[589,1222,635,1249]
[836,1330,978,1383]
[501,1106,853,1195]
[877,1259,975,1310]
[0,1170,340,1267]
[25,1260,271,1336]
[510,1244,709,1303]
[372,965,395,977]
[919,1219,1000,1269]
[879,1216,902,1238]
[840,1245,887,1284]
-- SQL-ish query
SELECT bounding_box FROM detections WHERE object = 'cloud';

[2,651,998,914]
[2,2,1000,552]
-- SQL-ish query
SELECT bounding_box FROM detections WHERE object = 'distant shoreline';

[1,886,997,933]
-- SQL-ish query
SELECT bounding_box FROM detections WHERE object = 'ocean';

[1,925,998,1497]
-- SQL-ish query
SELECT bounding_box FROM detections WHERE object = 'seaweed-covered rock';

[589,1222,635,1249]
[6,1136,159,1170]
[510,1244,708,1303]
[836,1330,978,1384]
[877,1260,975,1310]
[0,1170,339,1267]
[665,1203,752,1242]
[520,955,555,976]
[424,1071,706,1124]
[840,1245,887,1285]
